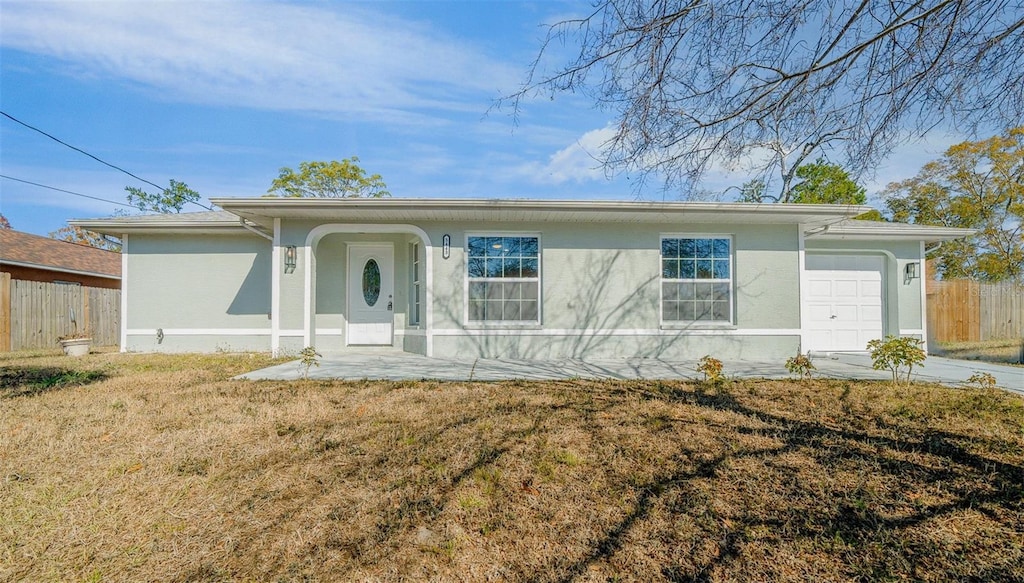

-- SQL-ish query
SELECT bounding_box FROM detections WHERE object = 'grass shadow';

[0,366,107,399]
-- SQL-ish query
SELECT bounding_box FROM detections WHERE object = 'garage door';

[805,254,884,352]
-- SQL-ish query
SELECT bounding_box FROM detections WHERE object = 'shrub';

[964,372,997,390]
[785,353,816,379]
[299,346,322,379]
[866,336,926,385]
[696,355,724,385]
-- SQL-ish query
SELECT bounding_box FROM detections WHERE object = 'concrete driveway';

[238,350,1022,394]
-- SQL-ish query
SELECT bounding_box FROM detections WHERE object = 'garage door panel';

[805,254,885,351]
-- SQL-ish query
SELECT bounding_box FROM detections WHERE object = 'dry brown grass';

[937,339,1024,367]
[2,350,1023,582]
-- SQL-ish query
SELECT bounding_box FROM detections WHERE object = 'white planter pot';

[60,338,92,357]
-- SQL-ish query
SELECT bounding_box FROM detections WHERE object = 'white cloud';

[516,126,616,185]
[0,1,519,121]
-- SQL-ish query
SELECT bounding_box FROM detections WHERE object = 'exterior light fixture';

[904,262,920,282]
[284,245,297,274]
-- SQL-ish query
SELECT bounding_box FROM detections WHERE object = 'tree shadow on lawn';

[553,383,1024,583]
[0,365,107,399]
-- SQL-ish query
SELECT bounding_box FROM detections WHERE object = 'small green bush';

[299,346,322,379]
[866,336,926,385]
[785,353,816,379]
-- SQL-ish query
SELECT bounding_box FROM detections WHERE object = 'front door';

[347,244,394,345]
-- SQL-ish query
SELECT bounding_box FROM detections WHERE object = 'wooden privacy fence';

[0,273,120,351]
[927,279,1024,343]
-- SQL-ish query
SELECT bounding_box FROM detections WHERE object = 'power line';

[0,174,139,209]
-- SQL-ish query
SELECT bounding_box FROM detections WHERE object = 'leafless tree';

[505,0,1024,199]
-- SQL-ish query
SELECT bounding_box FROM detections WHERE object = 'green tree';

[0,213,11,229]
[790,160,867,205]
[883,127,1024,283]
[49,225,121,252]
[267,158,390,198]
[125,179,201,213]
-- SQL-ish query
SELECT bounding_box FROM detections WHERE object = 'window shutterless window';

[409,242,421,326]
[466,235,540,323]
[661,236,732,323]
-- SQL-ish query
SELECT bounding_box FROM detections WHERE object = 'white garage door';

[805,254,884,352]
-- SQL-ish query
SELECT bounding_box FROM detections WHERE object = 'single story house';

[70,198,972,359]
[0,228,121,289]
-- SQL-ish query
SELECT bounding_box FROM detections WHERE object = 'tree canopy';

[883,126,1024,282]
[125,179,201,214]
[49,225,121,252]
[267,158,390,198]
[508,1,1024,196]
[0,214,11,229]
[790,161,867,205]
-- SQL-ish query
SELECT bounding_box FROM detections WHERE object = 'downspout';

[239,218,273,241]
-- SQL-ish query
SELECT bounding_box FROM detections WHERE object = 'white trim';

[798,227,807,353]
[919,241,929,353]
[271,218,281,356]
[432,328,801,337]
[0,259,120,280]
[304,224,434,356]
[899,329,925,336]
[120,234,128,352]
[127,328,271,336]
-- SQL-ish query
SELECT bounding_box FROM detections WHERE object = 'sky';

[1,0,966,237]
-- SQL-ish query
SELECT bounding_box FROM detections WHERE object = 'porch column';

[271,218,281,356]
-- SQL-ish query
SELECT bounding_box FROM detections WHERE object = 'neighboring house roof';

[0,229,121,279]
[68,198,974,244]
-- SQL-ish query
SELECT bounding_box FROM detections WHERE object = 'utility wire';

[0,111,214,211]
[0,174,139,209]
[1,110,168,192]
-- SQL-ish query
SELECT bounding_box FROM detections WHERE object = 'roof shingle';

[0,229,121,278]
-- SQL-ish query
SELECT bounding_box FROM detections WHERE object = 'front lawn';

[1,350,1022,582]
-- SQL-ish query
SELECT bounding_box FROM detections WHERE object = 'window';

[410,242,421,326]
[661,236,732,323]
[467,235,539,323]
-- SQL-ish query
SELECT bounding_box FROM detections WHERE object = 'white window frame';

[463,232,542,328]
[659,234,735,326]
[409,241,421,327]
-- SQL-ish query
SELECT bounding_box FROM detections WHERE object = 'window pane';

[713,239,730,258]
[695,239,712,258]
[501,237,519,256]
[469,281,487,300]
[521,258,538,278]
[522,282,538,300]
[695,282,714,301]
[677,282,696,301]
[662,238,679,258]
[678,300,696,321]
[469,300,485,321]
[485,237,503,257]
[521,300,538,321]
[486,258,503,278]
[679,260,695,279]
[679,239,696,258]
[712,301,730,321]
[486,282,503,300]
[503,301,521,321]
[502,258,521,277]
[712,282,730,301]
[504,282,521,300]
[662,282,679,301]
[696,260,713,278]
[468,258,486,278]
[662,300,678,321]
[662,259,679,279]
[520,237,539,257]
[485,300,504,320]
[712,259,730,279]
[696,300,716,320]
[468,237,485,257]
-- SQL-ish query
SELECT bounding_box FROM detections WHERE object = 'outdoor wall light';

[904,262,920,281]
[284,245,297,274]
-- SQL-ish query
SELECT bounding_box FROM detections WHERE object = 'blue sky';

[1,0,962,237]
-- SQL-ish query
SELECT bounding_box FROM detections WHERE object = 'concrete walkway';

[238,350,1022,394]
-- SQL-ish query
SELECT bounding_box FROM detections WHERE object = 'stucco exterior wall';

[124,233,271,352]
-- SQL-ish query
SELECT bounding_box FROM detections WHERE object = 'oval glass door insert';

[362,259,381,306]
